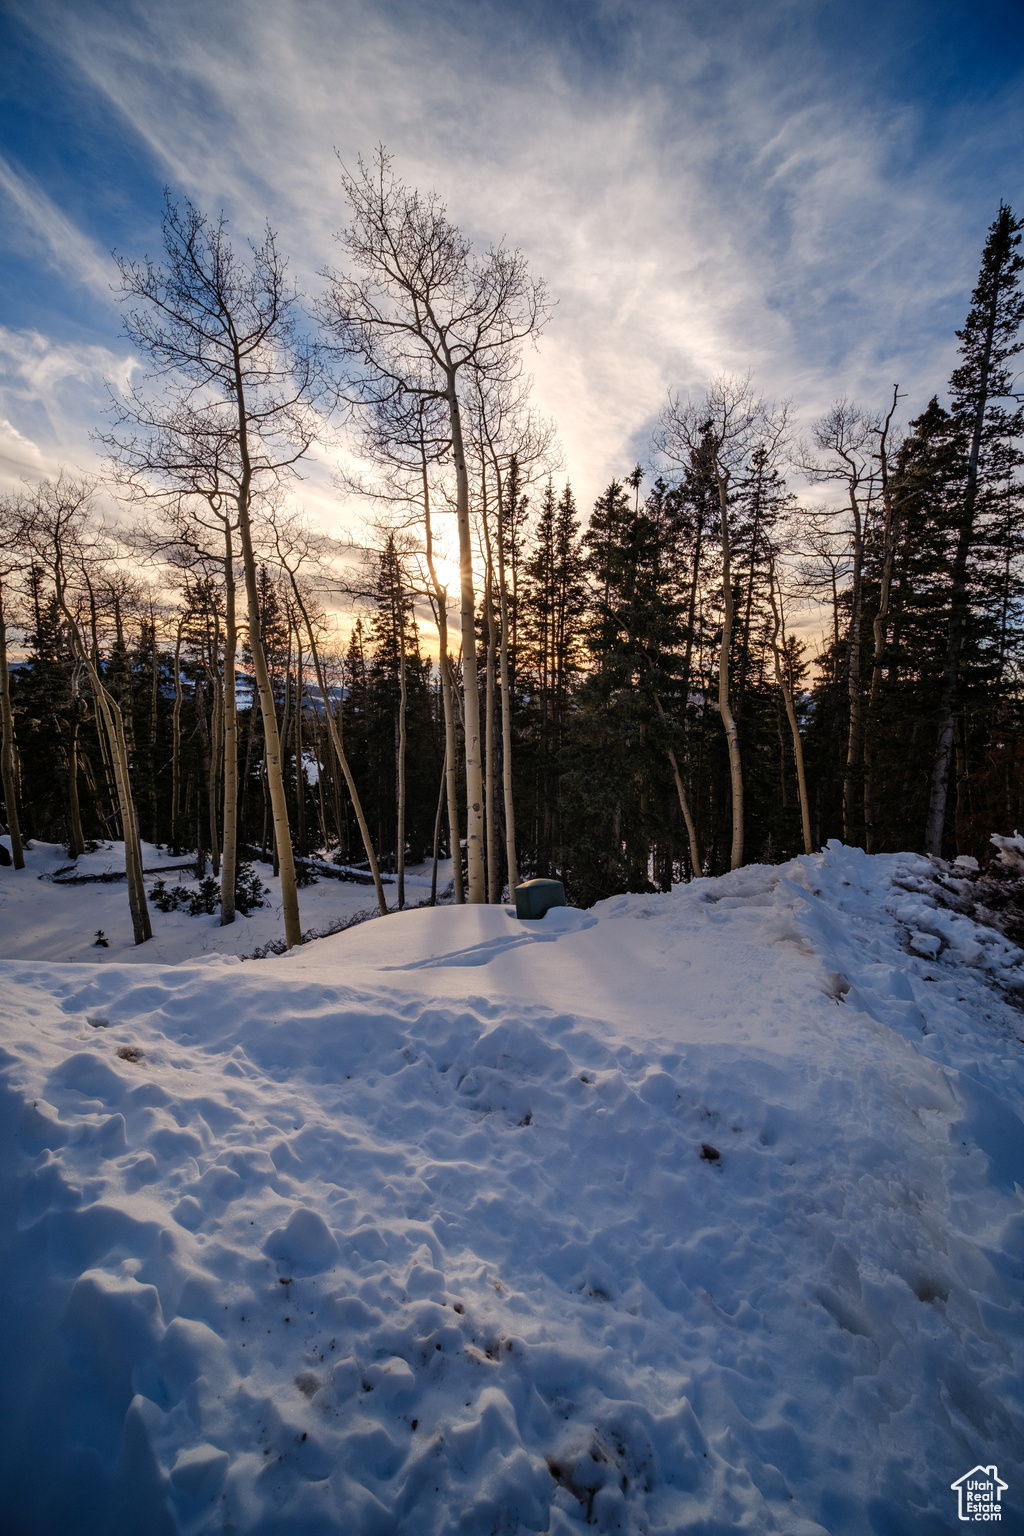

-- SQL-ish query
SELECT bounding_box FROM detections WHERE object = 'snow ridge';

[0,844,1021,1534]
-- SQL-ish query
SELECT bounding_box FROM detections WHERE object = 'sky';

[0,0,1022,542]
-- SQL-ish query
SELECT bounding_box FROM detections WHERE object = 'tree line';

[1,152,1021,945]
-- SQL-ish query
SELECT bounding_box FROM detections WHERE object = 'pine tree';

[925,205,1024,853]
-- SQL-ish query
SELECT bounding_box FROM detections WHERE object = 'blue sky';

[1,0,1021,520]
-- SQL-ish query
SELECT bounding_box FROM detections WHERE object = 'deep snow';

[0,840,443,964]
[0,842,1022,1534]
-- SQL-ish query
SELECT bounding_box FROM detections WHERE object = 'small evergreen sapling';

[149,862,269,917]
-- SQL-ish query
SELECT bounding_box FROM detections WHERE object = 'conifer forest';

[2,163,1022,944]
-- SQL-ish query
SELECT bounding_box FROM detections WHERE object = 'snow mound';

[0,844,1022,1534]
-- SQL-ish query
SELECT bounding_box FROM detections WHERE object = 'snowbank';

[0,844,1021,1533]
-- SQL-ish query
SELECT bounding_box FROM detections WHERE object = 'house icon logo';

[950,1465,1008,1522]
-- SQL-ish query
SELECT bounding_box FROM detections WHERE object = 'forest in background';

[1,155,1022,945]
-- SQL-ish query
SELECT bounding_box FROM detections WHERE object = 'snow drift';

[0,843,1022,1534]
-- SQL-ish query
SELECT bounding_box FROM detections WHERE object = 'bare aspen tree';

[420,473,465,905]
[397,597,408,906]
[430,742,447,904]
[268,515,389,917]
[480,504,499,902]
[793,401,877,847]
[657,377,786,870]
[413,405,465,904]
[20,478,152,943]
[320,150,549,902]
[170,612,186,852]
[153,516,239,917]
[340,387,466,902]
[766,547,813,855]
[473,377,559,898]
[105,198,323,948]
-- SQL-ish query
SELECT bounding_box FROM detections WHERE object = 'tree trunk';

[447,379,485,901]
[237,514,301,945]
[496,523,519,895]
[295,632,308,858]
[420,440,464,904]
[430,744,446,904]
[842,487,865,846]
[209,642,222,877]
[55,574,150,941]
[0,576,25,868]
[283,575,388,918]
[484,561,499,902]
[396,591,407,910]
[229,319,302,943]
[653,694,701,877]
[148,616,160,841]
[67,713,86,858]
[714,468,744,869]
[171,620,184,853]
[195,677,217,876]
[864,387,900,853]
[220,526,239,923]
[89,660,151,941]
[768,571,813,856]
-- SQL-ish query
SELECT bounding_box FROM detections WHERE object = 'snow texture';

[0,840,435,965]
[0,841,1022,1534]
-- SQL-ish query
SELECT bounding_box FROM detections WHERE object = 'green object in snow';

[514,878,567,920]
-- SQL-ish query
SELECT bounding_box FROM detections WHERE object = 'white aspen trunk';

[446,379,485,901]
[67,711,86,859]
[147,614,159,843]
[864,388,899,855]
[208,627,222,877]
[220,525,238,923]
[653,693,701,877]
[438,646,464,904]
[295,630,307,859]
[238,529,300,945]
[108,691,152,943]
[419,435,464,904]
[842,487,865,846]
[494,492,518,895]
[484,577,498,902]
[478,427,518,895]
[230,343,302,946]
[714,467,744,870]
[285,577,388,917]
[78,636,151,940]
[430,743,446,904]
[397,592,407,910]
[483,552,499,904]
[0,576,25,869]
[55,568,150,940]
[310,712,329,849]
[768,572,813,856]
[171,620,184,853]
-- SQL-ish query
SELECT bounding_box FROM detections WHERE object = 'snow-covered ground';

[0,841,444,964]
[0,842,1022,1534]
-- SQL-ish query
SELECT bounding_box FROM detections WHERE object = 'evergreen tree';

[926,204,1024,853]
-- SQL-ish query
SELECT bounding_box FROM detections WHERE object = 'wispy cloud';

[5,0,1022,514]
[0,153,116,304]
[0,327,135,491]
